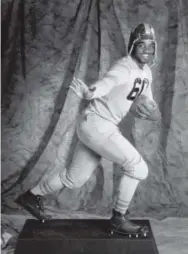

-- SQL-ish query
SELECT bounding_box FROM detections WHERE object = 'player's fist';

[133,95,161,121]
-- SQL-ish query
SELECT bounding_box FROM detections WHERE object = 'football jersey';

[85,56,153,125]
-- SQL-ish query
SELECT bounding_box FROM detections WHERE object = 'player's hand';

[70,78,88,98]
[133,95,161,121]
[70,78,95,100]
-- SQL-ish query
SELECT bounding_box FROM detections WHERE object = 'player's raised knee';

[136,159,148,180]
[122,157,149,180]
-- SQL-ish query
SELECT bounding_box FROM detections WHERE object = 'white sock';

[114,174,140,214]
[30,172,65,196]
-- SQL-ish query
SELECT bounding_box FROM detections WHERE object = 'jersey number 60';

[127,78,149,101]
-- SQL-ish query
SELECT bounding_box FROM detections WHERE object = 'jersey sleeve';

[90,59,130,99]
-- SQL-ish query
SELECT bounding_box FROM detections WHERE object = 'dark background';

[1,0,188,218]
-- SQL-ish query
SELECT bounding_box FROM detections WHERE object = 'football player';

[15,23,161,236]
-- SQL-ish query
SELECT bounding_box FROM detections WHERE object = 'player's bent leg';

[109,137,149,236]
[77,114,149,235]
[107,135,149,236]
[111,172,147,236]
[15,141,100,222]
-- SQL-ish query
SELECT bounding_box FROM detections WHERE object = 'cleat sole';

[109,228,149,238]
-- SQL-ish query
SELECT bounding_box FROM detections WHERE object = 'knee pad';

[121,156,148,180]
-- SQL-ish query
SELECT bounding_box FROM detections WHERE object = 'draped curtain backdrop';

[1,0,188,218]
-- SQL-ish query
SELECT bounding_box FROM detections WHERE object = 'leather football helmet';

[128,23,157,66]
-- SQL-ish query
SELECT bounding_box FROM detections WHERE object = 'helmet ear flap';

[127,32,134,54]
[128,30,138,55]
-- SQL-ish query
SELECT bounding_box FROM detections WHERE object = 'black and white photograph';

[1,0,188,253]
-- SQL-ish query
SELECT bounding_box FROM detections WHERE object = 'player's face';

[133,40,155,66]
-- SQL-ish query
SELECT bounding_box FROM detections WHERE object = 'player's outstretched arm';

[90,60,130,99]
[70,59,130,100]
